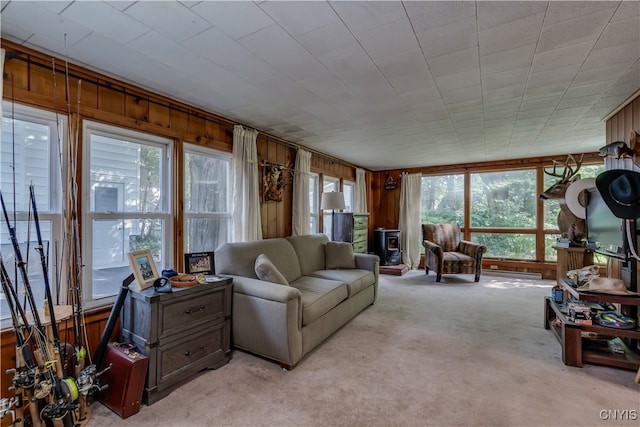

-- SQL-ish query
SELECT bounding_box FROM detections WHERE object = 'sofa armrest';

[231,275,301,302]
[229,275,303,367]
[354,253,380,302]
[354,253,379,272]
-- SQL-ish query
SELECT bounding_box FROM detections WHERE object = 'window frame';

[182,142,232,254]
[82,121,173,308]
[1,103,64,327]
[343,179,355,213]
[309,172,319,233]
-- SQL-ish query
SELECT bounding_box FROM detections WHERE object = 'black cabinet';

[374,228,401,266]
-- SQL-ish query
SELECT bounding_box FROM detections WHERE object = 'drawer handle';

[185,304,205,314]
[185,345,205,357]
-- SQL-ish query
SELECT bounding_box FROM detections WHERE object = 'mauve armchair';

[422,223,487,282]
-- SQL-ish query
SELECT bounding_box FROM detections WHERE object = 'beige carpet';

[89,271,639,427]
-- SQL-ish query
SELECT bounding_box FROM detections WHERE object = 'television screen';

[585,188,625,259]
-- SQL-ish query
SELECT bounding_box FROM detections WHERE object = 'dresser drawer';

[353,215,368,229]
[159,290,225,338]
[353,229,367,243]
[353,240,368,254]
[145,320,230,404]
[122,281,232,346]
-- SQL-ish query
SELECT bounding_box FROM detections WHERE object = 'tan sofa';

[215,233,379,368]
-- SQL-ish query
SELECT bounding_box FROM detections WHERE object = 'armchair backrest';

[422,223,461,252]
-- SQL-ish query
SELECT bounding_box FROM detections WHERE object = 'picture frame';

[184,252,215,275]
[128,249,160,290]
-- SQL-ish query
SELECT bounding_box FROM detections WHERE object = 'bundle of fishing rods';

[1,187,108,427]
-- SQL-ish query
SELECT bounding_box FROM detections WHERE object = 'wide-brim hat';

[565,178,595,219]
[595,169,640,219]
[577,277,637,295]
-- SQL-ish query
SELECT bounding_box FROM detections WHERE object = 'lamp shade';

[321,191,345,211]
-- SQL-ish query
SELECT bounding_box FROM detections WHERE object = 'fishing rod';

[29,185,62,370]
[1,191,76,426]
[1,255,36,372]
[1,254,37,427]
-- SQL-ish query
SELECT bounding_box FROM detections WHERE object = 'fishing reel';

[0,397,18,424]
[76,363,110,396]
[6,367,35,389]
[39,401,78,421]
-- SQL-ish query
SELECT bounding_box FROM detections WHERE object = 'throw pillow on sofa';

[255,254,289,285]
[325,241,356,269]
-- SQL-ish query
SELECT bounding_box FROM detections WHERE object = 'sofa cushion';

[290,276,348,326]
[286,234,329,275]
[255,254,289,285]
[325,241,356,269]
[310,269,374,297]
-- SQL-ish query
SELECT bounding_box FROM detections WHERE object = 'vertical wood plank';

[125,93,149,122]
[97,80,125,116]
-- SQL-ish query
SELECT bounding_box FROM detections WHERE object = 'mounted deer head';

[539,154,586,246]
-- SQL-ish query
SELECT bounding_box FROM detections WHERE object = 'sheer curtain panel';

[292,149,311,236]
[355,167,367,213]
[232,125,262,242]
[399,173,422,269]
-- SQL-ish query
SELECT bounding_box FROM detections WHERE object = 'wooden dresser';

[120,278,233,404]
[333,212,369,253]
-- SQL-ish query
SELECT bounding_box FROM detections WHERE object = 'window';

[470,169,537,260]
[309,173,319,233]
[421,174,464,225]
[83,122,172,303]
[343,180,355,213]
[322,176,340,238]
[183,143,232,253]
[1,103,62,324]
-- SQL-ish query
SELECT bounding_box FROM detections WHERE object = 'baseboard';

[484,270,543,280]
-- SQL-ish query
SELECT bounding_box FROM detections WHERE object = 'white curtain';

[355,167,367,213]
[292,148,311,236]
[232,125,262,242]
[0,49,4,120]
[399,173,422,269]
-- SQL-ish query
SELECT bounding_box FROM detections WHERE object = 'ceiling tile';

[62,1,151,44]
[479,13,545,56]
[476,1,547,30]
[259,1,339,37]
[428,47,479,78]
[330,1,407,34]
[191,1,274,40]
[124,1,211,42]
[537,7,615,53]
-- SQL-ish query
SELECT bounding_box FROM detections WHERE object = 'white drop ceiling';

[1,1,639,170]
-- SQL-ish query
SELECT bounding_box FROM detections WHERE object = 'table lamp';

[321,191,345,241]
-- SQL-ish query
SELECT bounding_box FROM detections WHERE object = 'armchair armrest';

[422,239,443,257]
[459,240,487,259]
